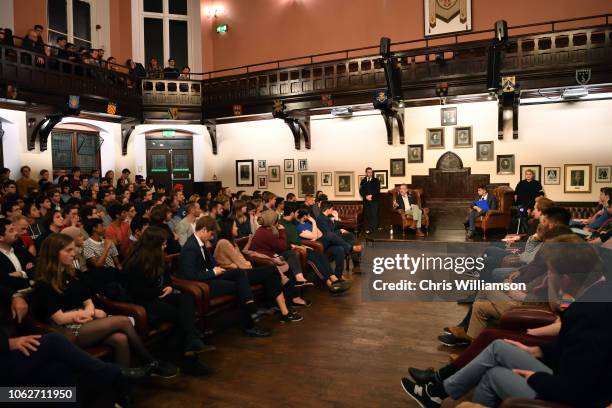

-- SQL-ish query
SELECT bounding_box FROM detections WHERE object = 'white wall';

[212,100,612,202]
[129,124,215,181]
[2,99,611,202]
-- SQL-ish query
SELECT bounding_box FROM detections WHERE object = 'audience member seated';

[123,227,215,376]
[83,218,122,271]
[146,57,163,79]
[250,210,312,307]
[466,185,498,238]
[401,236,612,408]
[105,204,131,260]
[393,183,425,237]
[176,202,200,246]
[316,201,362,270]
[16,166,38,198]
[31,233,177,378]
[0,219,35,290]
[280,204,351,294]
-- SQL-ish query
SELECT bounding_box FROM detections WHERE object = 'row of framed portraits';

[521,164,610,194]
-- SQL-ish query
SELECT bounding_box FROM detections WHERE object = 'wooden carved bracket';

[204,120,218,155]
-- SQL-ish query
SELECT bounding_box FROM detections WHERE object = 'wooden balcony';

[0,43,142,119]
[200,22,612,118]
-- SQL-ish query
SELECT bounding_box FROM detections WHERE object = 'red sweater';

[250,227,288,257]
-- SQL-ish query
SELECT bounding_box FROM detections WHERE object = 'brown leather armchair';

[388,187,430,234]
[333,203,363,232]
[474,186,514,238]
[499,307,558,331]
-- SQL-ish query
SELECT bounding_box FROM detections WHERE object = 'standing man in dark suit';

[359,167,381,234]
[466,185,497,238]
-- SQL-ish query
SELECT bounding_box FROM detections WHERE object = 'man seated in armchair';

[393,184,425,237]
[466,185,497,238]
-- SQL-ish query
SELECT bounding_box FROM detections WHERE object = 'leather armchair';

[94,294,174,340]
[474,186,514,238]
[332,203,363,232]
[388,187,430,233]
[499,307,557,331]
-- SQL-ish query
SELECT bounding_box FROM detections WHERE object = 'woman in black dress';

[32,233,176,378]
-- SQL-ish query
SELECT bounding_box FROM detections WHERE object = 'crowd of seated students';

[0,23,193,86]
[0,165,365,406]
[401,195,612,408]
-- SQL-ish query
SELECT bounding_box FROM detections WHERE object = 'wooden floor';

[133,274,467,407]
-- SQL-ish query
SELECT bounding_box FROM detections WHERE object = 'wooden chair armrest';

[94,294,149,337]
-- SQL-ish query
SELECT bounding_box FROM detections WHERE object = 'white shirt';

[400,194,412,210]
[0,246,25,277]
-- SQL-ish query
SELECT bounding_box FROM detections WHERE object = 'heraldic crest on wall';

[425,0,472,37]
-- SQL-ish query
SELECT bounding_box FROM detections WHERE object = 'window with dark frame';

[142,0,190,70]
[51,130,101,174]
[47,0,92,49]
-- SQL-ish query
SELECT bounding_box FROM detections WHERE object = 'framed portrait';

[390,158,406,177]
[424,0,472,37]
[544,167,560,185]
[298,172,317,198]
[284,159,294,173]
[476,141,494,161]
[441,107,457,126]
[298,159,308,171]
[496,155,515,175]
[284,174,295,189]
[426,128,445,149]
[358,175,366,185]
[321,172,333,186]
[564,164,591,193]
[257,175,268,189]
[454,126,472,148]
[407,144,424,163]
[257,160,266,172]
[595,165,611,183]
[334,172,355,196]
[235,159,254,187]
[268,165,281,182]
[520,165,542,182]
[373,170,388,189]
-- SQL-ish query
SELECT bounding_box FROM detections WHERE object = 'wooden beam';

[204,120,218,155]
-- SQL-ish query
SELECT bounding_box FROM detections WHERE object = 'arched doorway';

[145,129,194,195]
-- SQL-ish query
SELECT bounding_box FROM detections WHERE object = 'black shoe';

[400,378,442,408]
[290,299,312,308]
[442,327,452,335]
[182,358,216,377]
[243,327,272,337]
[280,311,303,323]
[408,367,437,385]
[329,280,351,294]
[149,361,179,379]
[437,333,470,347]
[120,365,152,381]
[185,336,216,355]
[294,280,314,288]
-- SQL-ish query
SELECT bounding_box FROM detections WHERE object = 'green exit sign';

[216,24,228,34]
[162,130,175,137]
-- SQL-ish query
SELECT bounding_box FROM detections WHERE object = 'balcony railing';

[142,79,202,106]
[0,43,141,105]
[200,24,612,107]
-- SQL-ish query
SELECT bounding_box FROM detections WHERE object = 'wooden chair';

[473,186,514,238]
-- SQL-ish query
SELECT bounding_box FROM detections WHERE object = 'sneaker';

[400,378,442,408]
[437,333,470,347]
[408,367,437,385]
[329,280,352,294]
[149,361,179,379]
[280,311,303,323]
